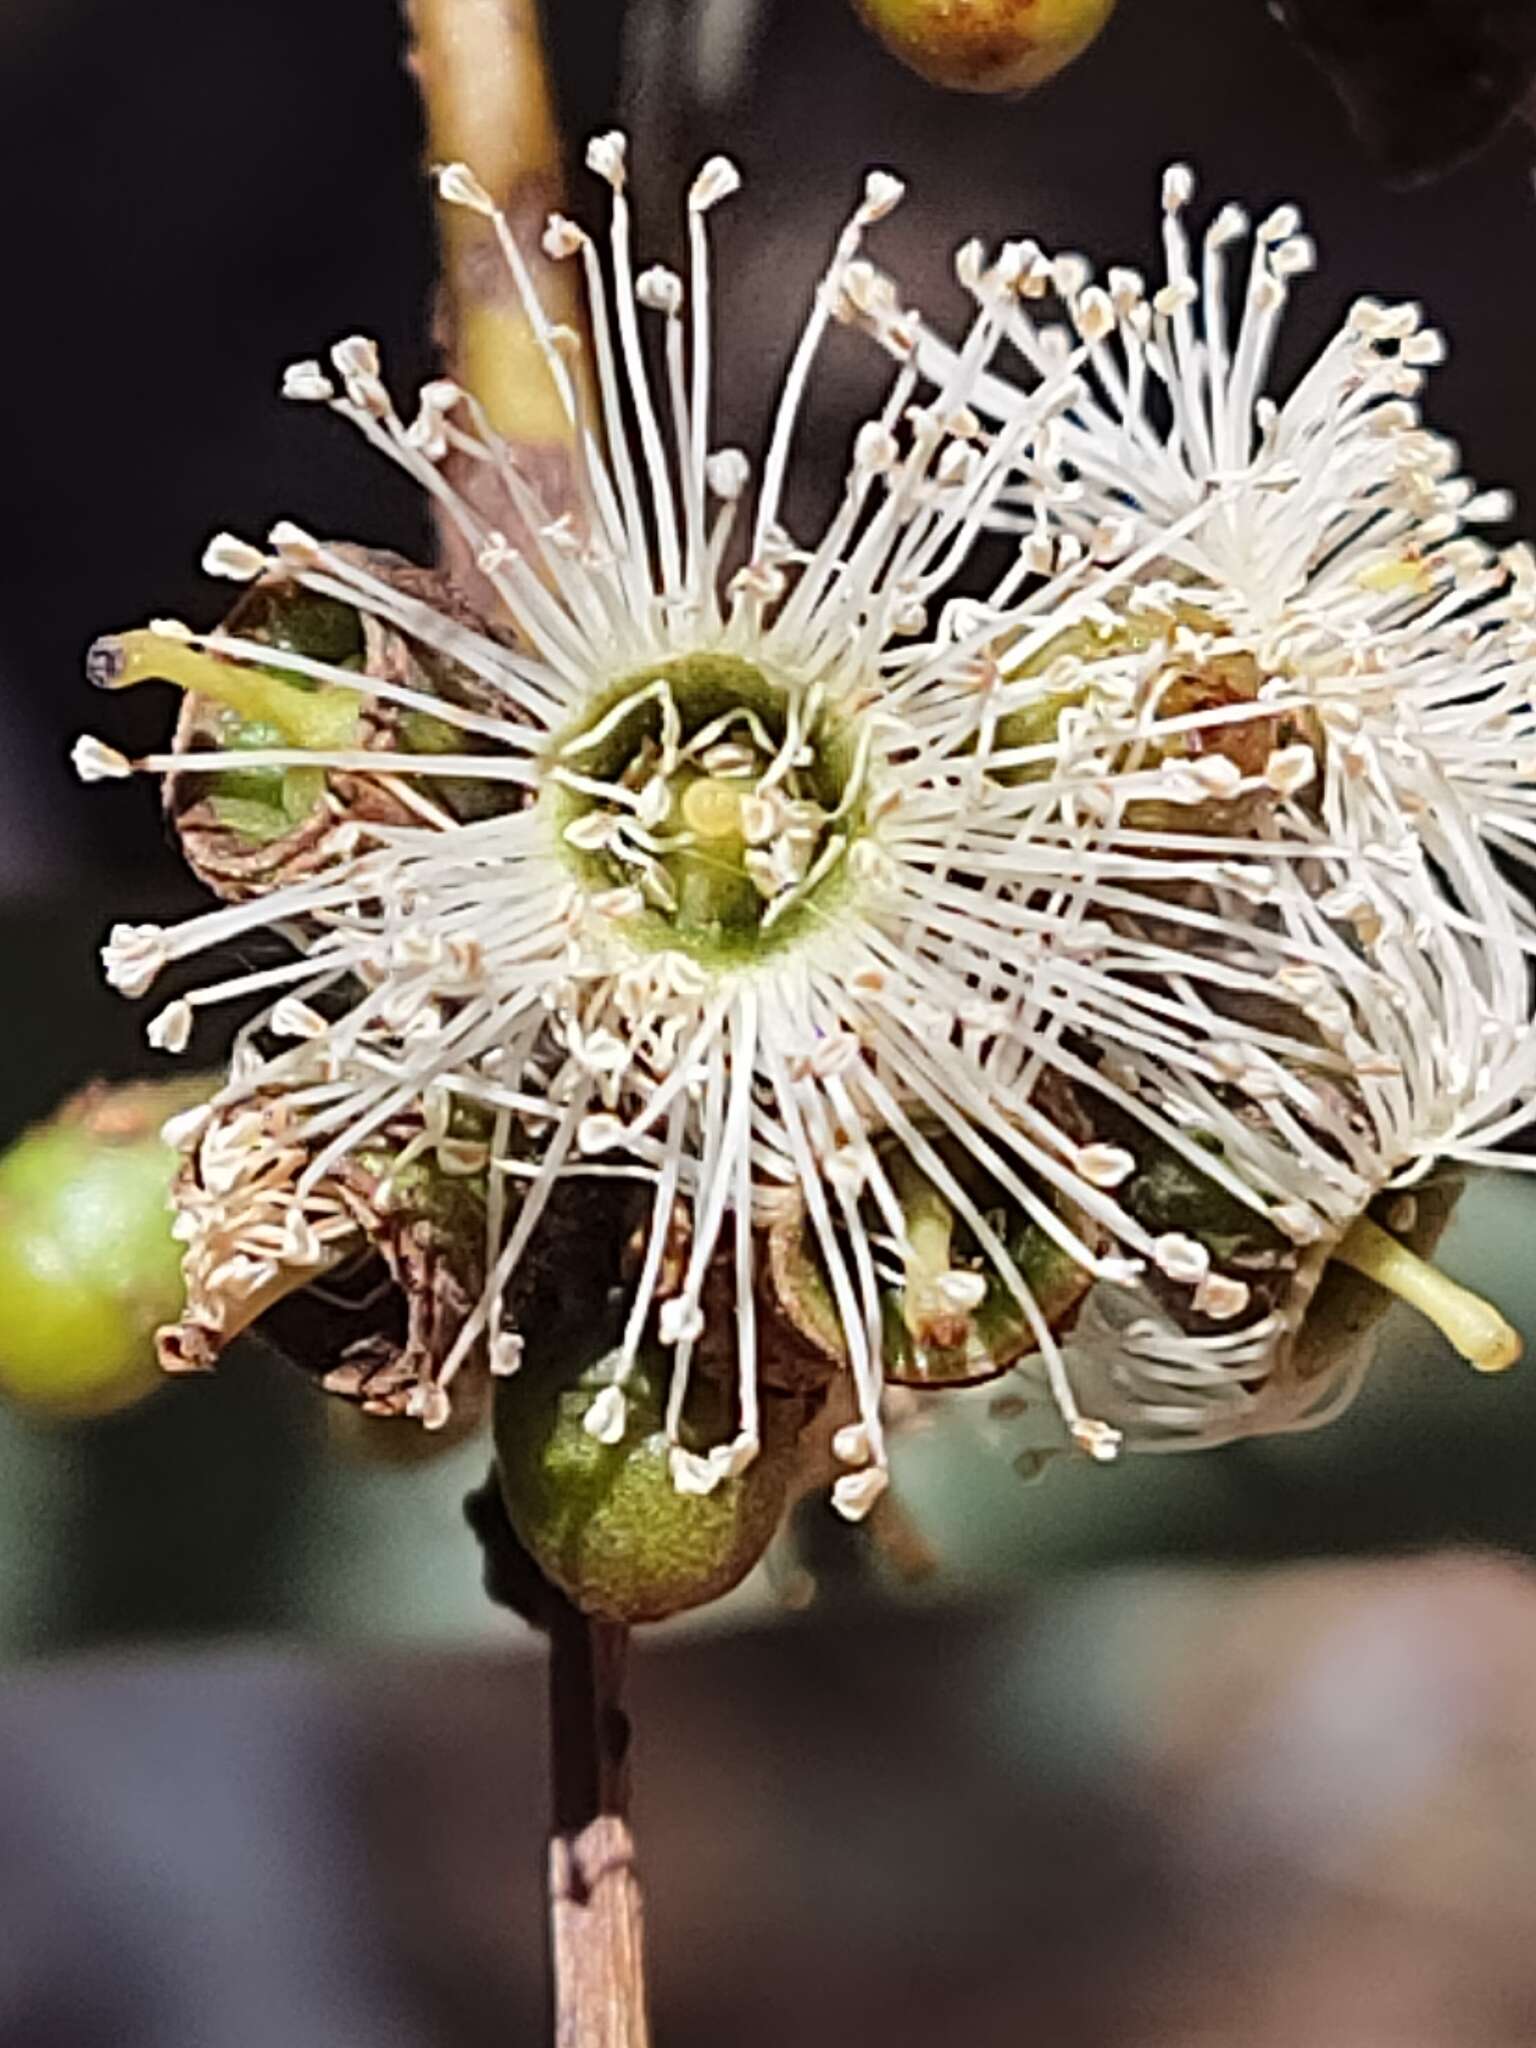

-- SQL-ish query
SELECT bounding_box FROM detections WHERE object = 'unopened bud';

[851,0,1119,94]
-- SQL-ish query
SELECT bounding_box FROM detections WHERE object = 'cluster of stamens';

[75,140,1536,1519]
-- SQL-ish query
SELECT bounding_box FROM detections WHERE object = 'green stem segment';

[1335,1214,1522,1373]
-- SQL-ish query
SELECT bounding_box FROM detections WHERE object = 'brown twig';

[547,1606,652,2048]
[465,1479,653,2048]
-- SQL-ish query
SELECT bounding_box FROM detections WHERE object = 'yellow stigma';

[1335,1214,1522,1373]
[88,628,359,751]
[680,776,745,842]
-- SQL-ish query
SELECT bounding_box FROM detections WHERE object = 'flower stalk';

[547,1605,651,2048]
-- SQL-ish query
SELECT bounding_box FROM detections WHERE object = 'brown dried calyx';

[165,547,523,902]
[160,1088,490,1435]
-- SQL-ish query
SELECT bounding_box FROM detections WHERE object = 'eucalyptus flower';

[914,164,1536,923]
[78,141,1222,1522]
[1001,867,1536,1455]
[896,166,1536,1455]
[907,623,1536,1456]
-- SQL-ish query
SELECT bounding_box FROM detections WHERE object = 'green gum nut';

[0,1077,209,1418]
[494,1347,802,1624]
[852,0,1119,94]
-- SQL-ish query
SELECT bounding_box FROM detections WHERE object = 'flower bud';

[852,0,1119,94]
[0,1077,212,1418]
[494,1347,806,1624]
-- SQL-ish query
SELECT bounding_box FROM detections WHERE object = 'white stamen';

[583,1384,628,1444]
[202,532,268,582]
[832,1465,889,1521]
[72,736,133,783]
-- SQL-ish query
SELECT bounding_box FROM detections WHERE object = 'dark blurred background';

[7,3,1536,2042]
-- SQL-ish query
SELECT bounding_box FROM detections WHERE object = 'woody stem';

[406,10,643,2040]
[546,1601,652,2048]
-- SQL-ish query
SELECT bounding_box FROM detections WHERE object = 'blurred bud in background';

[0,1076,209,1419]
[850,0,1118,93]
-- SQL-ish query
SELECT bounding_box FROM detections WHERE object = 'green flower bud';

[851,0,1119,94]
[495,1347,804,1624]
[0,1077,210,1418]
